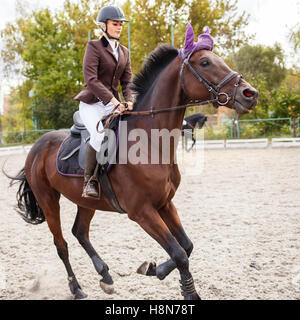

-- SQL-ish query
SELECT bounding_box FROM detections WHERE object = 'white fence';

[194,139,268,149]
[196,140,225,149]
[272,138,300,148]
[1,138,300,156]
[186,138,300,150]
[226,139,269,149]
[0,145,32,156]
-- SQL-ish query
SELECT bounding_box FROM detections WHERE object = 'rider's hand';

[126,101,134,111]
[117,103,126,113]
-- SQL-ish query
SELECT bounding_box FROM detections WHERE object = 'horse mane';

[185,113,205,122]
[185,113,207,127]
[131,44,179,108]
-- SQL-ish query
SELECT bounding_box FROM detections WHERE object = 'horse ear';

[183,23,195,54]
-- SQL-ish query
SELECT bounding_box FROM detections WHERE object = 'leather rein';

[100,52,242,130]
[122,52,242,117]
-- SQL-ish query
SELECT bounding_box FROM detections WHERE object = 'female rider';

[75,5,133,199]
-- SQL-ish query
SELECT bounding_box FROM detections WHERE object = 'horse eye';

[200,60,210,67]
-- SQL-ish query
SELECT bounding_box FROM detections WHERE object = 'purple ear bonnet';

[197,26,214,51]
[183,23,195,53]
[179,24,214,60]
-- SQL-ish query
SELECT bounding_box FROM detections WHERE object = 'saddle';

[56,111,126,214]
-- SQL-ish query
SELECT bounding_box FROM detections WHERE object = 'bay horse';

[182,113,207,151]
[7,25,258,300]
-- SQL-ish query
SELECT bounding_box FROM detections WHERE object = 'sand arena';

[0,147,299,300]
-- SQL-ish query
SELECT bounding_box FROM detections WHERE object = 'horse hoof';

[74,289,88,300]
[184,292,201,300]
[100,280,114,295]
[137,261,156,276]
[137,261,150,275]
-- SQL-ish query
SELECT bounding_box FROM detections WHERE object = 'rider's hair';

[94,22,106,38]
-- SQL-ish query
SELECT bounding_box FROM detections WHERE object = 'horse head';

[179,23,258,114]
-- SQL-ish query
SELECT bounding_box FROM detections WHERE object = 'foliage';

[122,0,250,73]
[189,0,251,54]
[0,0,298,137]
[1,80,34,132]
[229,43,300,121]
[290,23,300,51]
[232,43,287,91]
[1,0,109,129]
[203,122,231,140]
[2,129,53,145]
[238,120,292,139]
[272,86,300,119]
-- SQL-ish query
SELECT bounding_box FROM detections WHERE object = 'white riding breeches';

[79,101,119,152]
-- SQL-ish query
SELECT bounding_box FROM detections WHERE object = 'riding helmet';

[96,5,128,23]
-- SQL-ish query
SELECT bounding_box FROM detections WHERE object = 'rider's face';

[106,20,123,39]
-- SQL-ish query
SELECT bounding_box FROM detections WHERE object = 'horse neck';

[135,57,188,132]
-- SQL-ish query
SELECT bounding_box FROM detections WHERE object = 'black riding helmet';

[96,6,128,40]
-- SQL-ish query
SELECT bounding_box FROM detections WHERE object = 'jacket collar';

[101,36,109,48]
[101,36,119,63]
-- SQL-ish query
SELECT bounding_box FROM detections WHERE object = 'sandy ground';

[0,147,299,300]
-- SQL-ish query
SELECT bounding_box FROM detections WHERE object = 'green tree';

[290,23,300,51]
[233,43,287,91]
[123,0,250,73]
[272,72,300,119]
[1,0,108,129]
[2,80,34,133]
[1,0,250,129]
[273,87,300,119]
[230,43,287,120]
[189,0,251,53]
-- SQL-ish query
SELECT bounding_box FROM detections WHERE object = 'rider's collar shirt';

[107,39,119,61]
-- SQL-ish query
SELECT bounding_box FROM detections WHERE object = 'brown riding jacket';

[74,36,133,105]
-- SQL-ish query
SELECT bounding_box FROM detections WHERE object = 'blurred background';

[0,0,299,144]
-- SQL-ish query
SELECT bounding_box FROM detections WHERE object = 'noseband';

[180,57,242,107]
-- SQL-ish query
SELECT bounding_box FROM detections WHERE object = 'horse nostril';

[243,88,257,99]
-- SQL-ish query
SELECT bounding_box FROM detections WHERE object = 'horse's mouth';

[234,100,257,115]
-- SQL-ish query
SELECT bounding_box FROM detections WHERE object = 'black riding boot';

[82,144,100,199]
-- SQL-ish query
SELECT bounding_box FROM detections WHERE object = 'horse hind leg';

[72,206,114,294]
[29,183,87,300]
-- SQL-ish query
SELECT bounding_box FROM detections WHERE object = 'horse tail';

[4,167,46,225]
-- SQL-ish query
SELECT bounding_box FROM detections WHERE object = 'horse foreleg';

[130,206,200,300]
[137,201,193,281]
[192,135,196,150]
[72,206,114,294]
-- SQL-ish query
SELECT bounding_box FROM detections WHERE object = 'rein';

[121,54,242,117]
[98,54,242,131]
[123,98,218,116]
[98,99,216,133]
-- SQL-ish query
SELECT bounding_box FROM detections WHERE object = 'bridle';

[180,54,242,107]
[99,50,243,130]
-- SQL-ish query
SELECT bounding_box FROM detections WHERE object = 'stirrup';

[82,176,101,200]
